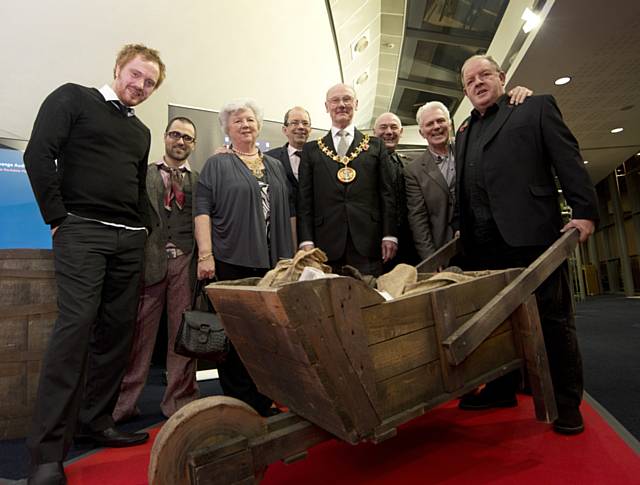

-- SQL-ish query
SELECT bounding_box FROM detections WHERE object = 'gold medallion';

[337,166,357,183]
[317,134,369,185]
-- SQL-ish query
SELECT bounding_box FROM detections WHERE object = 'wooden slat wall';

[0,250,56,440]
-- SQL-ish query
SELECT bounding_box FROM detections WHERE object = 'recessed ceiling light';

[583,160,589,164]
[555,76,571,86]
[610,127,624,134]
[355,71,369,86]
[521,8,541,33]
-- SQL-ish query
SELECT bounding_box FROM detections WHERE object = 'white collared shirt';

[330,124,355,152]
[98,84,136,117]
[287,144,301,180]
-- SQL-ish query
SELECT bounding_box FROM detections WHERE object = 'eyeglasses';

[327,95,355,106]
[166,131,195,143]
[285,120,311,128]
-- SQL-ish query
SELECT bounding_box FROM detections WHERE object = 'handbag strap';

[191,278,216,312]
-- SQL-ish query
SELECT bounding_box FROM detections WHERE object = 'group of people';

[23,42,598,485]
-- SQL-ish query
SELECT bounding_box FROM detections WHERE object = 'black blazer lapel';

[480,101,515,149]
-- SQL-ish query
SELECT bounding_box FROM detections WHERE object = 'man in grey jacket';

[114,116,200,422]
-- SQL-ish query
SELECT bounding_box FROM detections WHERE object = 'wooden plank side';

[443,269,521,320]
[443,229,579,365]
[456,330,521,390]
[369,327,439,382]
[238,348,348,440]
[217,313,311,366]
[430,289,464,392]
[513,296,558,423]
[278,280,383,441]
[376,360,444,419]
[327,278,379,413]
[363,292,434,346]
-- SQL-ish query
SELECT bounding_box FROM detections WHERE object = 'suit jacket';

[144,164,199,286]
[404,149,455,260]
[261,145,298,218]
[455,94,598,249]
[297,129,396,261]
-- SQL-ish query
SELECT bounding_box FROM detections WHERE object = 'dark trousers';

[27,216,146,464]
[329,231,384,277]
[462,234,583,411]
[214,260,273,416]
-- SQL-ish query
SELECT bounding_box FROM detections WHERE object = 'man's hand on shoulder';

[561,219,595,243]
[507,86,533,105]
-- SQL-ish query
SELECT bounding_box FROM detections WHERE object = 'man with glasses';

[266,106,312,205]
[298,83,396,276]
[23,44,164,484]
[113,117,200,425]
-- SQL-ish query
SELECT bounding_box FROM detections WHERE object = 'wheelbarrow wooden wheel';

[148,396,267,485]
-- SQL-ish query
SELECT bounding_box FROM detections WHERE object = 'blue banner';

[0,148,51,249]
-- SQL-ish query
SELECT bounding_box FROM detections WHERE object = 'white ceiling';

[1,0,638,184]
[506,0,640,184]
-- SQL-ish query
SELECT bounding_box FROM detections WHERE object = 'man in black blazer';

[455,55,598,435]
[265,106,312,205]
[374,112,419,267]
[297,83,396,276]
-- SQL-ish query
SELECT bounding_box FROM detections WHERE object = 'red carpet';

[65,397,640,485]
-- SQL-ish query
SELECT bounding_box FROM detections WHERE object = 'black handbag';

[174,279,229,363]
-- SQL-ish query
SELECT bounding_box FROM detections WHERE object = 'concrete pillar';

[607,173,634,296]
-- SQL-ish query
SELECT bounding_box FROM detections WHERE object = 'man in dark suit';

[404,102,456,261]
[455,54,598,435]
[298,83,396,276]
[265,106,312,205]
[374,112,419,266]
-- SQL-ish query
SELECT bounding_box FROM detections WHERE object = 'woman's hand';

[507,86,533,105]
[197,256,215,280]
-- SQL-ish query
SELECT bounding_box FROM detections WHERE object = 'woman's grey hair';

[416,101,451,125]
[218,98,264,135]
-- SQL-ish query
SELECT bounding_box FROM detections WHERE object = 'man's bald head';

[373,112,403,152]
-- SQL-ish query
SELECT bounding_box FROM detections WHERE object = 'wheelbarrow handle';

[442,228,580,366]
[415,235,461,273]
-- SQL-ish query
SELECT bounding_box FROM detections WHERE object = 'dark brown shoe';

[553,407,584,435]
[28,462,66,485]
[75,426,149,447]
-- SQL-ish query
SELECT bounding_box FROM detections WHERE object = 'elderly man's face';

[325,85,357,129]
[283,108,311,149]
[164,120,195,164]
[419,107,451,150]
[112,55,160,107]
[462,58,506,114]
[374,114,403,151]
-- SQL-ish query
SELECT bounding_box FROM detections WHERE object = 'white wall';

[0,0,341,161]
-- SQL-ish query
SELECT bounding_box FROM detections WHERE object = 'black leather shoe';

[75,426,149,447]
[459,389,518,410]
[553,407,584,435]
[28,462,66,485]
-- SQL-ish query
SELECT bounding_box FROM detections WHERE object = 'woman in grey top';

[194,98,294,416]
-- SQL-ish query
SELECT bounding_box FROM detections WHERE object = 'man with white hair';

[404,102,457,259]
[404,85,533,260]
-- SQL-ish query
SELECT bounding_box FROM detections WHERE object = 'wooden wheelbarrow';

[148,230,580,485]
